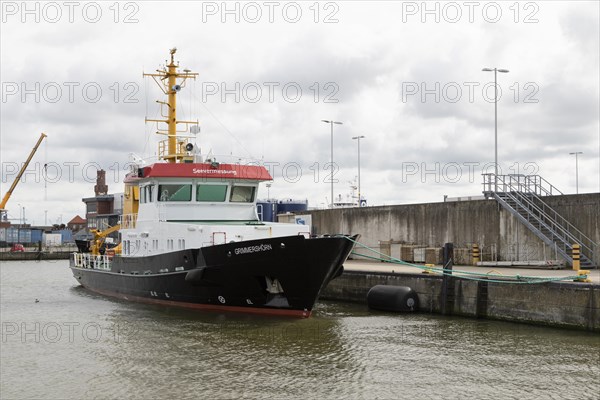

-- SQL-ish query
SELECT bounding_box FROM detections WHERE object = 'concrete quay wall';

[321,271,600,331]
[305,193,599,264]
[0,251,71,261]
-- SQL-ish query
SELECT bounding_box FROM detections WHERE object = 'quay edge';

[0,251,71,261]
[321,270,600,332]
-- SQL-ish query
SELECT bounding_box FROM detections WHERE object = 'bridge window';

[196,184,228,202]
[158,184,192,202]
[141,185,155,203]
[230,186,256,203]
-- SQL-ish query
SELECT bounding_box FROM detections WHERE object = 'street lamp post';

[352,135,365,205]
[569,152,583,194]
[482,67,509,191]
[322,119,343,208]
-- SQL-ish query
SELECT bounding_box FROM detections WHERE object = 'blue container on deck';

[257,201,277,222]
[277,199,308,214]
[256,199,308,222]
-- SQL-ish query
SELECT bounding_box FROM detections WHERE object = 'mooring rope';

[343,236,589,284]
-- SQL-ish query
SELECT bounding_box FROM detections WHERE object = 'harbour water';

[1,261,599,399]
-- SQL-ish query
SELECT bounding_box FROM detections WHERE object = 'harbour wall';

[321,271,600,331]
[305,193,599,264]
[0,251,71,261]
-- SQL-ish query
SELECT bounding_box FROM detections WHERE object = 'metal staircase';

[483,174,598,268]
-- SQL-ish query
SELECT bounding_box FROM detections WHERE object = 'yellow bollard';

[422,263,435,274]
[472,244,480,266]
[572,243,580,271]
[574,270,591,283]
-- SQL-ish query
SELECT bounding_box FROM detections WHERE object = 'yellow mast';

[144,48,198,163]
[167,50,178,159]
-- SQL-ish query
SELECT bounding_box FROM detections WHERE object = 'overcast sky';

[1,0,599,225]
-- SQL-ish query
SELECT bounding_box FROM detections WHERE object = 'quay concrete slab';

[344,260,600,283]
[321,260,600,331]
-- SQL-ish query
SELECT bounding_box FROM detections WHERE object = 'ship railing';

[120,213,138,229]
[73,253,112,271]
[202,153,264,165]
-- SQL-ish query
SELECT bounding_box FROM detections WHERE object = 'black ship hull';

[70,235,357,317]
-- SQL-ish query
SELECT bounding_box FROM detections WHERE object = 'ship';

[69,49,358,317]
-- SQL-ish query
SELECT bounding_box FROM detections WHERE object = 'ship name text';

[234,244,273,255]
[192,169,238,176]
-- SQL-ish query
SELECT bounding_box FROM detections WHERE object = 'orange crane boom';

[0,132,47,211]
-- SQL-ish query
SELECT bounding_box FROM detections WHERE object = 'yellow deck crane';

[0,133,47,222]
[90,224,121,256]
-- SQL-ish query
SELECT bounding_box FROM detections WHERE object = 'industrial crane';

[0,133,47,221]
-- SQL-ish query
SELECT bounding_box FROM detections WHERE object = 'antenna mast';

[143,48,198,163]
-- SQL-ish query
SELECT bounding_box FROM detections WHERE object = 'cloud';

[0,1,598,225]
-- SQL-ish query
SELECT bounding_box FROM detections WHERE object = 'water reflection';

[1,261,599,400]
[89,301,359,399]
